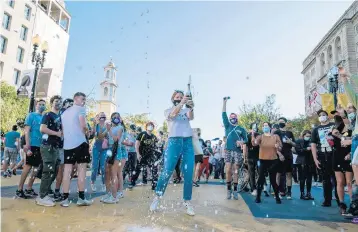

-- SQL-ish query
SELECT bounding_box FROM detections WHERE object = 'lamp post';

[328,66,339,110]
[28,34,48,113]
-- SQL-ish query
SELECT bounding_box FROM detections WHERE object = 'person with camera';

[150,90,195,216]
[311,109,336,207]
[16,99,46,199]
[222,97,248,200]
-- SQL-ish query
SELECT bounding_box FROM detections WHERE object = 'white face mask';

[319,115,327,123]
[147,126,154,131]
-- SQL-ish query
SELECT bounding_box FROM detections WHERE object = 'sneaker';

[304,193,314,200]
[300,192,305,200]
[233,191,239,200]
[36,196,55,207]
[6,169,12,177]
[103,195,116,204]
[352,217,358,224]
[184,202,195,216]
[193,181,199,187]
[77,198,93,206]
[91,183,97,192]
[12,169,16,176]
[54,192,62,202]
[255,197,261,203]
[150,196,160,212]
[25,189,38,197]
[127,184,134,190]
[116,192,124,199]
[15,190,28,199]
[100,192,112,202]
[60,198,70,207]
[263,191,269,197]
[321,201,331,207]
[251,190,257,197]
[276,198,282,204]
[227,190,232,200]
[287,193,292,200]
[137,182,144,186]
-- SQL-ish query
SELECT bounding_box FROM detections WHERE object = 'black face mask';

[279,123,286,128]
[173,100,181,106]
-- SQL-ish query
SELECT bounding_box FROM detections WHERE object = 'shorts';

[224,150,243,165]
[59,148,64,165]
[277,158,293,173]
[195,155,203,164]
[4,147,18,164]
[333,160,353,172]
[26,146,42,167]
[64,142,91,165]
[116,146,128,160]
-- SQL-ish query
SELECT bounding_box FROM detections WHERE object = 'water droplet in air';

[266,214,269,218]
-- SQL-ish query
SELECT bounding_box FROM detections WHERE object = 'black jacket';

[295,138,313,165]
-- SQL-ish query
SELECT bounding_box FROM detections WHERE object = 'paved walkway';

[1,173,357,232]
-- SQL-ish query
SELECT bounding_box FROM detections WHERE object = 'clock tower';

[97,59,117,117]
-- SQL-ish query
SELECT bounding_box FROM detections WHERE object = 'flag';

[35,68,52,98]
[16,69,35,98]
[320,94,334,113]
[337,93,349,109]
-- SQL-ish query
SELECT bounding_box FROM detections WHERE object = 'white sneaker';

[103,195,116,204]
[100,192,112,202]
[77,198,93,206]
[91,183,97,192]
[101,184,106,192]
[184,202,195,216]
[36,196,55,207]
[116,192,124,200]
[251,190,257,197]
[137,182,144,186]
[60,198,70,207]
[150,196,160,212]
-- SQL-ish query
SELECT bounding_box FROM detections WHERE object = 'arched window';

[320,53,325,76]
[327,45,333,68]
[106,70,110,79]
[335,36,342,62]
[104,87,108,96]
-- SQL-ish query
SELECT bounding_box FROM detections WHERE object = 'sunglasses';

[174,90,184,94]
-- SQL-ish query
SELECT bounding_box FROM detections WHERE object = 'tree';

[286,114,318,138]
[158,121,168,134]
[0,81,29,132]
[122,113,152,130]
[238,94,281,130]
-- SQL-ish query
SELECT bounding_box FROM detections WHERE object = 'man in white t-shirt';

[60,92,92,207]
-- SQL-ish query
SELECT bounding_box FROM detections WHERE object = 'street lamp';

[328,66,339,110]
[28,34,48,113]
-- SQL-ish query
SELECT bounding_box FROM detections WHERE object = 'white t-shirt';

[165,107,193,138]
[61,105,87,150]
[214,145,223,160]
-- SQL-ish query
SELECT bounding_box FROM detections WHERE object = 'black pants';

[123,152,137,181]
[175,158,181,180]
[317,152,338,202]
[214,159,222,179]
[292,164,299,183]
[297,163,313,193]
[248,158,258,191]
[131,155,158,188]
[209,163,213,176]
[257,159,280,199]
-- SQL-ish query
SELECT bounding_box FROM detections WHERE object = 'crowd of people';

[0,69,358,223]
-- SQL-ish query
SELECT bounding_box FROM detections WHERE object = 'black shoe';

[339,203,348,215]
[16,190,28,199]
[25,189,38,197]
[255,197,261,203]
[193,181,200,187]
[12,169,16,176]
[300,192,305,200]
[54,192,62,202]
[264,191,269,197]
[321,201,331,207]
[151,183,157,191]
[6,169,12,177]
[276,198,282,204]
[304,193,314,200]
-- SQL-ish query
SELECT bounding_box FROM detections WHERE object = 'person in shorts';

[2,125,20,178]
[16,100,46,199]
[60,92,92,207]
[192,128,204,187]
[222,97,248,200]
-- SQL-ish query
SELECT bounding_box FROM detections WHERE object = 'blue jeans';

[351,134,358,161]
[155,137,194,200]
[91,144,107,184]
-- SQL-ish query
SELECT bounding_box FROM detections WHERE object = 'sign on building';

[16,68,53,99]
[16,69,35,98]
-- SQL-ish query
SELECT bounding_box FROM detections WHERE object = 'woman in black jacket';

[295,130,315,200]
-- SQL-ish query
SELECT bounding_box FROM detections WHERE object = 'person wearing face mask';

[311,109,336,207]
[253,122,283,204]
[295,130,315,200]
[150,90,195,216]
[246,123,260,196]
[60,92,93,207]
[2,125,21,178]
[90,112,108,192]
[192,128,204,187]
[222,98,248,200]
[123,124,137,186]
[35,95,63,206]
[213,140,224,181]
[15,99,46,199]
[276,117,295,200]
[131,122,159,190]
[199,140,213,183]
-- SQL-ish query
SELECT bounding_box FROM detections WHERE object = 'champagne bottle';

[186,75,192,108]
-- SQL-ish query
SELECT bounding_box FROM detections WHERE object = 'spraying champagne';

[186,75,193,108]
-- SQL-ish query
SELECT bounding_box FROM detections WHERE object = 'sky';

[61,0,354,140]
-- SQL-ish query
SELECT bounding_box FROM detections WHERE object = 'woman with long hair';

[253,122,284,204]
[149,90,195,216]
[295,130,315,200]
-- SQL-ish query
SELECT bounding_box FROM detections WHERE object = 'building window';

[8,0,15,8]
[2,13,12,30]
[320,53,326,76]
[327,45,333,68]
[16,47,24,63]
[1,36,8,54]
[106,70,110,79]
[335,36,342,62]
[0,62,4,79]
[24,5,32,20]
[104,87,108,96]
[13,69,21,85]
[20,25,28,41]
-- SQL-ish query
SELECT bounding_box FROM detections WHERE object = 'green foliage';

[122,113,152,131]
[238,94,281,130]
[286,114,318,138]
[0,81,29,132]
